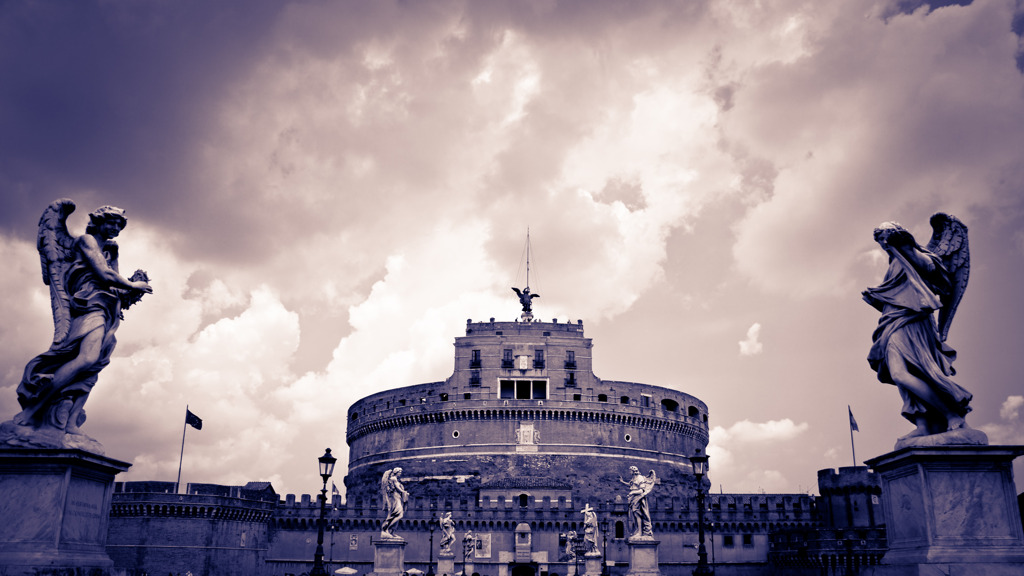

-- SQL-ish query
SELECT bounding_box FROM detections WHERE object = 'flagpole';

[176,405,189,494]
[848,405,857,467]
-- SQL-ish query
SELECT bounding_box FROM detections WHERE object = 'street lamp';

[571,533,588,576]
[689,449,713,576]
[599,519,609,576]
[310,448,337,576]
[427,517,438,576]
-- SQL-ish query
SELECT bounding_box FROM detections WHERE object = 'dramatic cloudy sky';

[2,0,1023,499]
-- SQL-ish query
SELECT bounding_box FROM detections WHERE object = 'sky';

[2,0,1024,500]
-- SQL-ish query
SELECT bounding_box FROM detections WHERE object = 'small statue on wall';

[380,467,409,539]
[863,213,986,449]
[580,503,599,554]
[619,466,656,539]
[439,511,455,554]
[0,199,152,452]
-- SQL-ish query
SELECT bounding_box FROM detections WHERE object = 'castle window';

[640,394,651,407]
[464,393,472,400]
[440,393,449,401]
[615,521,625,539]
[500,380,514,399]
[470,371,481,386]
[502,349,514,369]
[351,412,358,420]
[533,350,545,369]
[598,394,608,402]
[688,406,699,418]
[620,396,630,404]
[743,534,753,547]
[470,349,482,369]
[661,399,678,412]
[519,494,528,507]
[573,393,581,401]
[565,350,576,369]
[724,535,735,548]
[533,380,547,399]
[565,372,576,387]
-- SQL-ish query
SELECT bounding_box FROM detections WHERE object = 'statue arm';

[77,235,152,293]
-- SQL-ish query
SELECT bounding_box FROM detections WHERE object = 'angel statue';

[438,511,455,554]
[863,213,986,449]
[618,466,657,539]
[380,467,409,539]
[580,503,600,554]
[0,199,152,452]
[511,286,539,314]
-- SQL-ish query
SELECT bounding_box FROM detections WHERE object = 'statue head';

[873,221,914,248]
[86,206,127,236]
[393,467,402,477]
[629,466,640,475]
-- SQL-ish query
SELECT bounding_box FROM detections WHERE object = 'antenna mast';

[525,227,531,290]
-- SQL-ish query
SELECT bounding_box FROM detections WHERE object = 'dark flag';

[186,408,203,430]
[332,482,340,496]
[848,406,859,432]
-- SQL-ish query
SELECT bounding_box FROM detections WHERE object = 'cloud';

[738,322,763,356]
[999,395,1023,420]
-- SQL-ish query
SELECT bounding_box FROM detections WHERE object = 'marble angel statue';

[1,199,151,451]
[863,212,985,448]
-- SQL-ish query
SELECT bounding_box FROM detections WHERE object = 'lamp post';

[310,448,337,576]
[599,519,609,576]
[427,517,438,576]
[570,533,587,576]
[689,449,713,576]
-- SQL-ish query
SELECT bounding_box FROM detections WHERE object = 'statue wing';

[38,199,78,345]
[512,287,523,296]
[380,469,392,510]
[925,212,970,341]
[641,470,657,496]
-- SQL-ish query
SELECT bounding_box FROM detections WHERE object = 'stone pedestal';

[863,445,1024,576]
[438,550,455,576]
[584,551,603,576]
[0,448,130,575]
[624,537,660,576]
[371,537,407,576]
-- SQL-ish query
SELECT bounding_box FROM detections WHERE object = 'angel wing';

[640,470,658,497]
[380,468,392,510]
[925,212,970,341]
[38,199,78,346]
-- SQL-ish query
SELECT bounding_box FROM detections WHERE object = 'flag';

[848,406,859,432]
[332,482,339,496]
[186,408,203,430]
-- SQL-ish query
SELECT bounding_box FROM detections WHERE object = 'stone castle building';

[105,314,888,576]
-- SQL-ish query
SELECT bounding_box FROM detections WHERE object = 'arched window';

[688,406,699,418]
[519,494,529,507]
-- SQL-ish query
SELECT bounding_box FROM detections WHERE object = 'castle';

[105,315,885,576]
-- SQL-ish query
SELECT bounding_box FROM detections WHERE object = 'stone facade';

[345,319,710,506]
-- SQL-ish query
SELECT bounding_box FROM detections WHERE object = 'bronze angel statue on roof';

[862,212,986,449]
[0,199,152,452]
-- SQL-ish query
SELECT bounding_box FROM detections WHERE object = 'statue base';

[894,426,988,451]
[0,447,130,575]
[0,420,105,454]
[438,550,455,576]
[862,445,1024,575]
[370,537,407,576]
[624,537,660,576]
[584,551,603,576]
